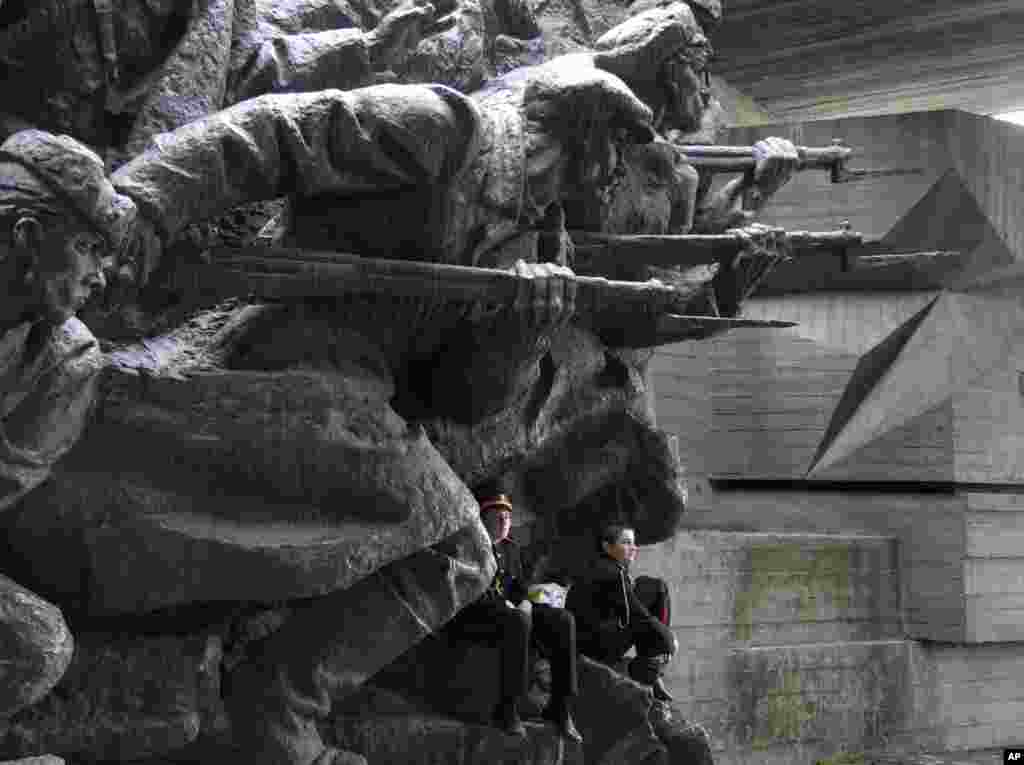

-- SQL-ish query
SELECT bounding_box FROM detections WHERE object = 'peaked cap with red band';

[478,494,514,514]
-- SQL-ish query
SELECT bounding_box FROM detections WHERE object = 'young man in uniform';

[446,489,582,742]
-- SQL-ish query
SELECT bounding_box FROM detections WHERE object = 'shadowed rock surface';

[0,578,72,719]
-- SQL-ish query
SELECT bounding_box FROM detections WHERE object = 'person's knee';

[498,605,531,636]
[549,607,575,640]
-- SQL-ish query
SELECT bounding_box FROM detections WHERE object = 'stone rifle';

[176,244,797,348]
[571,228,865,273]
[678,140,854,183]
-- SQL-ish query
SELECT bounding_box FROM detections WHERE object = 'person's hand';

[713,223,791,315]
[512,259,577,334]
[747,137,799,206]
[368,0,436,70]
[517,599,533,616]
[729,223,791,295]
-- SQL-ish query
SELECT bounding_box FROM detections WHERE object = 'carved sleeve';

[228,30,372,104]
[112,85,481,240]
[0,320,104,513]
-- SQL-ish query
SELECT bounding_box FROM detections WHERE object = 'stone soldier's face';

[657,42,713,133]
[39,223,109,324]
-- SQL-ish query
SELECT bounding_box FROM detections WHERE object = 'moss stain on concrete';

[815,753,865,765]
[735,543,852,641]
[749,669,817,750]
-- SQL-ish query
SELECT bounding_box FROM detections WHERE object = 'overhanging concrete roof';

[711,0,1024,123]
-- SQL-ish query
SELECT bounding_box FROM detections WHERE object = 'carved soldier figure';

[0,130,134,512]
[576,0,800,315]
[508,0,799,239]
[0,129,136,714]
[57,70,656,765]
[0,0,439,156]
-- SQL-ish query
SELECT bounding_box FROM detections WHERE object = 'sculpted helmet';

[0,130,137,252]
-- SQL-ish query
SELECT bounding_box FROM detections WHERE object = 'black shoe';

[495,700,527,738]
[651,677,674,702]
[542,697,584,744]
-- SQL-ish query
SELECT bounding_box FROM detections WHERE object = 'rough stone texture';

[2,301,484,616]
[0,317,106,516]
[398,0,489,91]
[219,520,494,765]
[0,577,73,719]
[123,0,236,155]
[365,632,685,765]
[367,631,549,724]
[572,658,667,765]
[648,701,714,765]
[229,0,371,76]
[425,328,686,545]
[4,291,684,618]
[332,715,580,765]
[0,630,221,762]
[0,4,734,765]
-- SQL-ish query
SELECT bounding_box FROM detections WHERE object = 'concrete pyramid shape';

[807,297,938,476]
[809,284,1024,477]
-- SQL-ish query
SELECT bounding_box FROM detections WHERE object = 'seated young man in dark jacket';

[566,522,677,702]
[445,488,582,742]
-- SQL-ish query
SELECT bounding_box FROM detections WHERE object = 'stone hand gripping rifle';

[677,140,924,184]
[171,245,797,348]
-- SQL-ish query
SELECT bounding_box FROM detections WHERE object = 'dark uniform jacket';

[481,538,532,606]
[566,553,657,650]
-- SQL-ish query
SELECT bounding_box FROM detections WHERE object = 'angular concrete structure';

[646,110,1024,762]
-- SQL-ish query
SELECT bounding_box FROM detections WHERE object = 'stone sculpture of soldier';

[0,62,672,765]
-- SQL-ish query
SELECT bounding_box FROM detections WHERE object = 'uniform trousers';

[447,599,578,702]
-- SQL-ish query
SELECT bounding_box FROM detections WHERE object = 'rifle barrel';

[570,230,862,271]
[677,143,853,179]
[205,246,679,312]
[165,245,806,347]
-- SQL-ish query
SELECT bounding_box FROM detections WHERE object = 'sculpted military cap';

[0,130,137,251]
[593,2,708,80]
[629,0,722,25]
[522,62,656,143]
[687,0,722,23]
